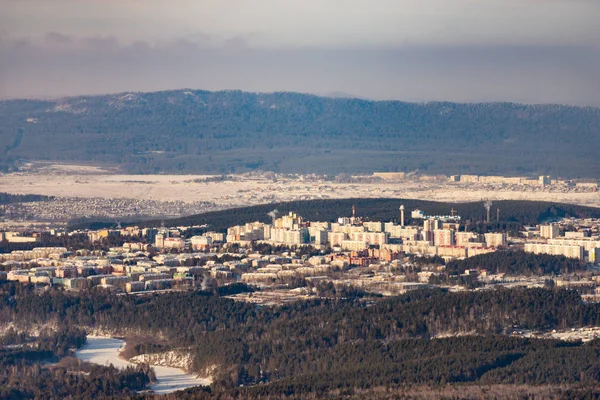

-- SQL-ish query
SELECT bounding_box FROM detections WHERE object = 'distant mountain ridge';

[0,89,598,177]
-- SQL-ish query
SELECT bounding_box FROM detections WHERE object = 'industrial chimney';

[484,200,493,224]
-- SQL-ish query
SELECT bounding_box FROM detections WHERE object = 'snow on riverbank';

[521,327,600,342]
[75,336,211,394]
[130,350,194,371]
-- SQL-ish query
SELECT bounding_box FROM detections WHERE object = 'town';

[2,203,600,305]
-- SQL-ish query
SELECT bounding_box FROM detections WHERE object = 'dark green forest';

[0,326,155,399]
[446,251,586,276]
[69,198,600,232]
[0,192,52,205]
[3,281,600,398]
[1,90,599,177]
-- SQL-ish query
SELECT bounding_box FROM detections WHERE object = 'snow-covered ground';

[521,327,600,342]
[75,336,211,394]
[1,171,598,208]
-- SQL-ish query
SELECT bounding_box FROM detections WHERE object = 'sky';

[1,0,599,105]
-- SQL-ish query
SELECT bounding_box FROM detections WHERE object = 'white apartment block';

[455,232,482,247]
[484,233,507,248]
[524,243,584,260]
[363,221,384,232]
[547,238,600,252]
[348,231,388,246]
[540,224,560,239]
[433,229,455,246]
[270,228,308,246]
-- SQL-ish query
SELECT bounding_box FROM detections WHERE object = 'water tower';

[400,205,405,227]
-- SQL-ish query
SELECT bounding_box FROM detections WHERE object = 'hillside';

[1,90,599,177]
[68,198,600,232]
[7,283,600,398]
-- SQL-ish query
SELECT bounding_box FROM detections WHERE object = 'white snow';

[75,336,211,394]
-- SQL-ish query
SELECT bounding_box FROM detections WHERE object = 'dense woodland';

[0,357,155,399]
[3,280,600,397]
[0,192,52,205]
[446,251,586,276]
[1,90,599,177]
[68,198,600,232]
[0,326,155,399]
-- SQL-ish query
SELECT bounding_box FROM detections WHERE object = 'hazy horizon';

[3,85,600,109]
[2,0,599,105]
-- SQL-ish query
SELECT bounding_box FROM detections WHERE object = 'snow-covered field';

[75,336,211,394]
[1,170,599,208]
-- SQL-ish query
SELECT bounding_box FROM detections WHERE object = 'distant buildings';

[447,174,597,191]
[3,204,600,302]
[372,172,406,181]
[1,232,39,243]
[224,208,509,262]
[450,175,552,186]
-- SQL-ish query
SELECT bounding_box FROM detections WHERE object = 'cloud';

[0,31,598,106]
[3,0,600,49]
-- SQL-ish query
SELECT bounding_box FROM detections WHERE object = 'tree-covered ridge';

[108,198,600,232]
[446,251,585,276]
[3,281,600,394]
[0,192,52,205]
[0,326,155,399]
[0,357,154,399]
[1,90,599,176]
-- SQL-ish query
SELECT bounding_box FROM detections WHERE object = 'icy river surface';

[75,336,210,394]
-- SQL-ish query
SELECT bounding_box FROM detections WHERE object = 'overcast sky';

[1,0,599,105]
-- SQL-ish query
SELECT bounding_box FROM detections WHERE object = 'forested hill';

[69,198,600,232]
[1,90,599,177]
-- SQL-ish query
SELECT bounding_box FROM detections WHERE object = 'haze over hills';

[1,89,599,177]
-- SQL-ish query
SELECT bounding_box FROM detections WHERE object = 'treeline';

[0,323,155,399]
[159,337,600,399]
[0,192,52,205]
[446,251,586,276]
[3,281,600,394]
[0,326,86,361]
[166,385,600,400]
[71,198,600,232]
[190,288,600,388]
[0,359,154,399]
[1,90,599,177]
[227,338,600,397]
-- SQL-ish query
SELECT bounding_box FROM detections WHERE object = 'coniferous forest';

[69,198,600,232]
[0,325,154,399]
[1,90,599,177]
[3,280,600,398]
[445,251,585,275]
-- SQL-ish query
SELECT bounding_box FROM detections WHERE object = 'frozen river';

[75,336,210,394]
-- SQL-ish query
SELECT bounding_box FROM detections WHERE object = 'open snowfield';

[1,165,599,209]
[75,336,210,394]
